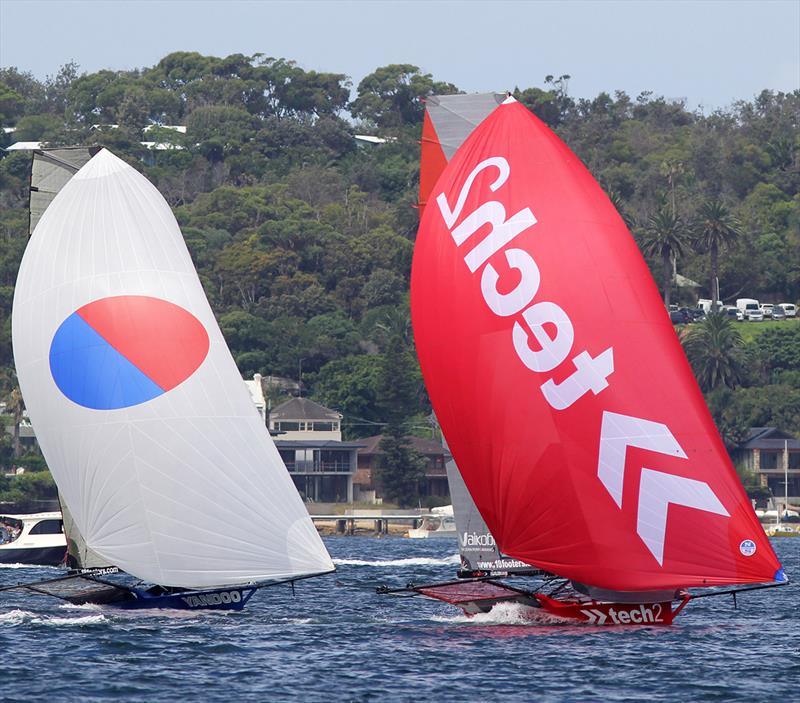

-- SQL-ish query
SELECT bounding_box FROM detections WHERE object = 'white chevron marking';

[580,608,607,624]
[637,468,730,565]
[598,411,687,508]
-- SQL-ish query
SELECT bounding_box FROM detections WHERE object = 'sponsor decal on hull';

[536,594,684,626]
[181,590,243,608]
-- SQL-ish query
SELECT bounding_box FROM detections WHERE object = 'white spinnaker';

[12,149,334,589]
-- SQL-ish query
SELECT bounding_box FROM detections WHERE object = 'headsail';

[13,149,334,590]
[419,93,504,214]
[411,98,783,592]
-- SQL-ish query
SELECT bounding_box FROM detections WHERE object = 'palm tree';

[659,159,685,216]
[4,387,24,459]
[693,199,741,308]
[681,312,746,392]
[642,207,687,308]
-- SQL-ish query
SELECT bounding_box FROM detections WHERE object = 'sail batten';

[14,149,333,590]
[411,100,782,592]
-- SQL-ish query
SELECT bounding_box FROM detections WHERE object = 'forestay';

[410,98,784,593]
[13,149,334,589]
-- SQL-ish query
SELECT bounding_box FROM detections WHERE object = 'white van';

[778,303,797,318]
[736,298,762,321]
[698,299,723,314]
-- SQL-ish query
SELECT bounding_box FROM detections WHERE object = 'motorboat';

[0,511,66,565]
[407,505,457,539]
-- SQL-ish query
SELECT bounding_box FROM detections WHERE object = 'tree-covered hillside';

[0,53,798,462]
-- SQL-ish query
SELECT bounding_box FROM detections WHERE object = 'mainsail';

[29,148,99,235]
[446,458,533,575]
[60,497,110,571]
[410,98,784,593]
[13,149,334,590]
[418,93,504,214]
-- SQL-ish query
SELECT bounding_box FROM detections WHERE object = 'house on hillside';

[732,427,800,501]
[355,434,449,503]
[269,397,361,503]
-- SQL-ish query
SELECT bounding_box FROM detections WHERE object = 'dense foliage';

[0,53,798,503]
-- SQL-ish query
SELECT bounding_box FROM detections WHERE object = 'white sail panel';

[13,149,333,589]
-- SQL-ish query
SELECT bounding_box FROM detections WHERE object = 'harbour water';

[1,537,797,702]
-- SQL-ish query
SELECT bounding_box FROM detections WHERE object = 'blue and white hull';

[113,585,258,611]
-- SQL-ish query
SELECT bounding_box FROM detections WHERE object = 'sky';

[1,0,798,111]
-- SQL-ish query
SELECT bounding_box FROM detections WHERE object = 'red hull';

[536,593,690,625]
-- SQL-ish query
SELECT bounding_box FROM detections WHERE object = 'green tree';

[376,432,425,507]
[350,64,458,128]
[4,386,24,458]
[682,312,746,392]
[641,207,687,308]
[374,335,425,506]
[749,325,800,378]
[313,355,383,435]
[693,199,741,307]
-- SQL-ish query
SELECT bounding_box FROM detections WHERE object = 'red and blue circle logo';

[49,295,210,410]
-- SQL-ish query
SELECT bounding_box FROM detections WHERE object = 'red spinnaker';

[411,98,783,592]
[418,109,449,215]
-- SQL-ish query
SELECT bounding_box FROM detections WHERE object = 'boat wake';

[431,601,572,626]
[334,554,460,567]
[0,608,107,626]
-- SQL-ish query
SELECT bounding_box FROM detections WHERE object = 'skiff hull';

[113,586,258,611]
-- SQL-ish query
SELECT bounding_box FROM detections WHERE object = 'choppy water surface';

[1,537,797,702]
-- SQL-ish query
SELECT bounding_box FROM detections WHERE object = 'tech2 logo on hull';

[181,590,243,608]
[536,594,680,625]
[579,603,666,625]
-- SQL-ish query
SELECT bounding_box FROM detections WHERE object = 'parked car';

[771,306,786,320]
[760,303,774,318]
[778,303,797,318]
[669,309,692,324]
[746,308,764,321]
[724,305,743,321]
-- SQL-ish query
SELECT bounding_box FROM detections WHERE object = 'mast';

[784,439,789,525]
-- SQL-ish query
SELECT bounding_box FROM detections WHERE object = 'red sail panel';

[418,109,448,215]
[410,98,783,592]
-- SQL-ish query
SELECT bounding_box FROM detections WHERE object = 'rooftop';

[274,439,365,449]
[739,427,800,450]
[270,397,341,421]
